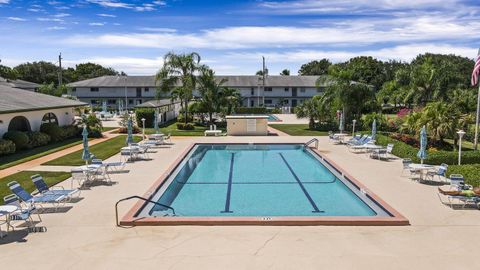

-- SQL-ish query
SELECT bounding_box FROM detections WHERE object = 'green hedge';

[448,165,480,187]
[26,131,51,147]
[376,134,480,165]
[3,131,30,150]
[235,107,267,114]
[0,139,16,155]
[177,123,194,130]
[135,108,155,128]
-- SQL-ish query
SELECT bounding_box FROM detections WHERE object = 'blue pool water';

[146,144,386,217]
[267,114,280,121]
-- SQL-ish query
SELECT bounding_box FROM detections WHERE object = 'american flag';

[472,49,480,86]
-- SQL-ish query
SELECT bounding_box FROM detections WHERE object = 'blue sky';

[1,0,480,75]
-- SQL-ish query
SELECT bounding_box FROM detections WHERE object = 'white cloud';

[7,17,27,21]
[27,8,42,12]
[89,22,105,26]
[64,16,480,50]
[37,17,64,22]
[97,13,116,17]
[53,13,70,18]
[47,26,67,30]
[138,27,177,33]
[86,0,158,11]
[47,1,62,5]
[153,1,166,6]
[64,57,164,75]
[0,0,10,4]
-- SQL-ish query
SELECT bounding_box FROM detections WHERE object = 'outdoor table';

[364,145,386,158]
[77,164,103,182]
[333,133,348,143]
[408,164,438,181]
[0,205,19,238]
[121,146,142,160]
[148,133,164,140]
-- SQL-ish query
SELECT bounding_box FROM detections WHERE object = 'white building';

[67,75,325,109]
[135,99,181,124]
[0,85,86,137]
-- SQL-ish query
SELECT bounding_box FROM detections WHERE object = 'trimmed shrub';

[177,123,194,130]
[177,114,193,123]
[266,108,281,114]
[135,108,155,128]
[26,131,51,147]
[88,128,103,138]
[62,125,80,138]
[3,131,30,150]
[0,139,16,155]
[40,123,64,142]
[448,165,480,187]
[235,107,267,114]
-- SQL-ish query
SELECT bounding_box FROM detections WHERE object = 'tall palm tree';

[221,87,241,115]
[155,52,201,124]
[197,66,228,124]
[296,96,322,129]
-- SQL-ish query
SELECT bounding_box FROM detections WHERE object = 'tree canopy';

[298,59,331,76]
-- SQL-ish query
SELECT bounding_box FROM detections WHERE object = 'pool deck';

[1,135,480,269]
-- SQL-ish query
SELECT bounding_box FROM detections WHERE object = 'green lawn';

[43,135,142,166]
[144,121,224,136]
[0,138,83,170]
[102,127,119,132]
[0,171,72,205]
[269,124,329,136]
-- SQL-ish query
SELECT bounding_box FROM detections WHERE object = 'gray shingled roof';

[68,75,325,88]
[0,85,87,114]
[136,99,180,108]
[0,77,40,90]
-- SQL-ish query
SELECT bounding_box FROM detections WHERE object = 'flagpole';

[474,83,480,150]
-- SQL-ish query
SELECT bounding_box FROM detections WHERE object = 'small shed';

[226,115,268,136]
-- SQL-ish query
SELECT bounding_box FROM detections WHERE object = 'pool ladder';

[305,138,319,149]
[115,195,176,227]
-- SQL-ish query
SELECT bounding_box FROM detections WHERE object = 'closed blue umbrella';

[81,126,90,165]
[417,125,428,164]
[339,111,344,133]
[154,109,159,134]
[371,119,377,141]
[126,117,134,145]
[102,101,107,112]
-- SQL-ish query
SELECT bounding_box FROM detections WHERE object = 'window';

[265,87,272,92]
[284,87,289,92]
[251,87,254,95]
[128,99,133,105]
[90,87,99,92]
[144,87,149,92]
[42,113,58,125]
[108,99,116,104]
[8,116,31,132]
[71,88,76,92]
[317,88,322,93]
[300,87,306,93]
[265,99,272,104]
[91,100,99,105]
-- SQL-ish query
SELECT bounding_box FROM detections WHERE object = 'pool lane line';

[278,153,323,213]
[177,179,336,185]
[221,153,235,213]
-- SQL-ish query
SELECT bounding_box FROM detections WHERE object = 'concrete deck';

[1,136,480,270]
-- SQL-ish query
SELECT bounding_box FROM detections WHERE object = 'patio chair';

[347,135,371,147]
[7,181,66,211]
[346,134,361,144]
[120,149,133,162]
[164,133,172,144]
[437,187,480,209]
[70,168,89,188]
[401,158,412,176]
[30,174,80,201]
[370,144,394,160]
[3,195,45,233]
[447,174,471,190]
[425,164,448,183]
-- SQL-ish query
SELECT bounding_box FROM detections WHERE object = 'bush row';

[177,123,194,130]
[0,124,80,156]
[447,165,480,187]
[135,108,155,128]
[375,134,480,165]
[235,107,267,114]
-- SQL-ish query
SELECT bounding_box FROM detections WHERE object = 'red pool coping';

[120,143,409,226]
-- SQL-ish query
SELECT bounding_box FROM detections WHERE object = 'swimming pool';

[267,114,280,122]
[122,143,408,226]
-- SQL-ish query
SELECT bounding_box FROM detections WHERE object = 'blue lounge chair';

[30,174,80,201]
[3,194,45,233]
[7,181,66,211]
[426,164,448,183]
[91,159,126,172]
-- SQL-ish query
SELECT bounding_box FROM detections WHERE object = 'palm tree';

[296,96,321,129]
[197,66,228,124]
[222,87,241,115]
[280,69,290,76]
[155,52,201,124]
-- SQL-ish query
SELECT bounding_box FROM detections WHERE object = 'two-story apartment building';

[67,75,324,110]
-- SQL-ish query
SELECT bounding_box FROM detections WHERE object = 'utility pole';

[262,56,266,106]
[58,53,63,86]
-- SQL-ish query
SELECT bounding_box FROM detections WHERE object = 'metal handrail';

[115,195,176,227]
[305,138,319,149]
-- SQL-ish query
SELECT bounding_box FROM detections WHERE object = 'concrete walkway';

[0,129,119,178]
